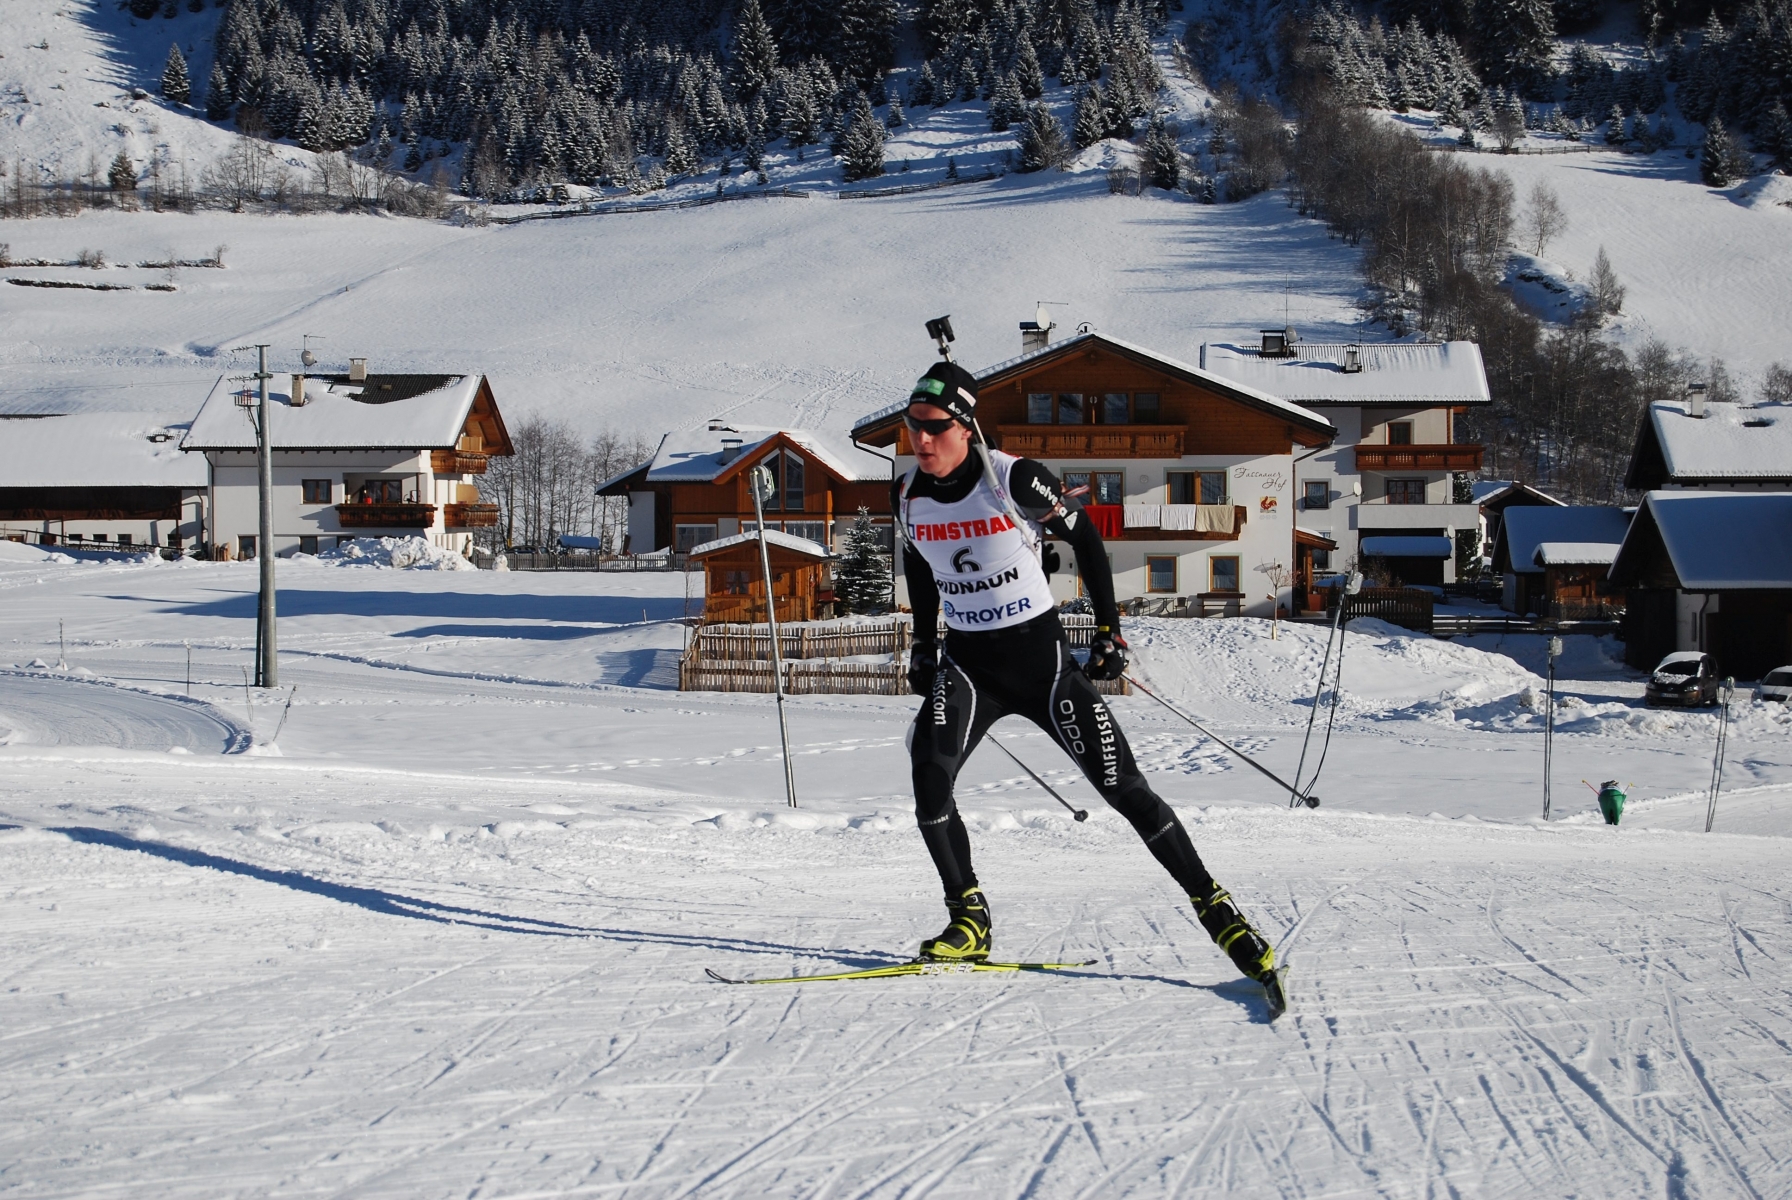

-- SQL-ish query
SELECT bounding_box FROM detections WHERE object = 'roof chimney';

[289,373,307,406]
[1260,328,1297,357]
[1688,381,1708,418]
[348,357,368,382]
[1341,344,1363,373]
[719,436,743,464]
[1019,301,1063,353]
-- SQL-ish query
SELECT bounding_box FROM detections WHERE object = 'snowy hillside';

[2,554,1789,1196]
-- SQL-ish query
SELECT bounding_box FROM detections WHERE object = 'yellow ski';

[705,959,1097,985]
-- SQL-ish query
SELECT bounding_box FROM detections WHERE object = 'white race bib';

[903,451,1058,632]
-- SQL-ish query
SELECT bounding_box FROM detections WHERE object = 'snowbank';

[312,536,475,571]
[0,542,75,565]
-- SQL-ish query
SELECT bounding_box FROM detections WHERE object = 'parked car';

[1645,651,1719,707]
[1758,666,1792,703]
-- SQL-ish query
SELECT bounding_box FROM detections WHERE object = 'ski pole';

[1123,674,1317,806]
[1706,677,1733,833]
[988,735,1088,822]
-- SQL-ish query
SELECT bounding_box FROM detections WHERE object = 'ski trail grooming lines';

[705,959,1097,985]
[988,735,1088,821]
[1124,674,1317,807]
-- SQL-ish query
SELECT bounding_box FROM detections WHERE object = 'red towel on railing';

[1083,504,1124,539]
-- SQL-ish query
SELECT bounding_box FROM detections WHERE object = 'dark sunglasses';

[903,412,959,436]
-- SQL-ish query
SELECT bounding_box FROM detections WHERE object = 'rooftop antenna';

[300,334,325,369]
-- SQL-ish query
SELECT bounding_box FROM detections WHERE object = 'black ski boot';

[1192,884,1285,1017]
[919,886,993,962]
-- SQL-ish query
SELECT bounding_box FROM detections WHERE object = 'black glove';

[1084,627,1129,681]
[908,642,941,695]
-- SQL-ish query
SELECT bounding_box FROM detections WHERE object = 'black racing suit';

[897,453,1219,901]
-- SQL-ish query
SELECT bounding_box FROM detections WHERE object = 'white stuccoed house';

[1200,337,1490,586]
[181,365,513,559]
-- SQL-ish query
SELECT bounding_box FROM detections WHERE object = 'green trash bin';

[1597,780,1625,826]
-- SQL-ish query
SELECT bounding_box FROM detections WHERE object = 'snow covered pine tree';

[161,45,190,106]
[834,507,891,614]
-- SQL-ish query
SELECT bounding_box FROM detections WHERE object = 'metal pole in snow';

[254,344,278,688]
[1542,636,1561,820]
[750,466,798,809]
[1706,677,1734,832]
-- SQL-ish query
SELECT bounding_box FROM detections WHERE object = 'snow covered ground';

[3,555,1790,1197]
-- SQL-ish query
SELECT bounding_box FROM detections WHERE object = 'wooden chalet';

[182,368,512,559]
[852,330,1335,616]
[1490,506,1631,616]
[596,426,893,561]
[689,529,833,624]
[1610,491,1792,679]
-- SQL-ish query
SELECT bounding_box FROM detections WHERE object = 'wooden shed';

[689,529,833,625]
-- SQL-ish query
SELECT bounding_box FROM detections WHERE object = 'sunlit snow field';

[2,548,1789,1198]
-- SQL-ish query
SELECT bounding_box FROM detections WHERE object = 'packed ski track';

[1,554,1789,1198]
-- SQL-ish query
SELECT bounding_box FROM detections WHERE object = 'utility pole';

[246,344,278,687]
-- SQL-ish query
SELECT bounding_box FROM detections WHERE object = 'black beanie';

[908,361,980,427]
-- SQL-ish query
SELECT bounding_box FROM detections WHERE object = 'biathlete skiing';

[895,348,1285,1012]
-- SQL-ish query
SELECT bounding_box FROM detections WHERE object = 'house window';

[1387,478,1426,504]
[1027,393,1053,424]
[1210,555,1241,592]
[238,534,257,560]
[1057,393,1085,424]
[756,452,806,512]
[302,479,332,504]
[336,535,356,547]
[117,532,133,547]
[1168,471,1226,504]
[355,479,403,504]
[1303,481,1330,510]
[1092,471,1123,505]
[90,533,108,543]
[1102,393,1130,424]
[1311,546,1332,569]
[1133,393,1160,422]
[1387,421,1413,445]
[1147,555,1178,593]
[675,524,718,553]
[1061,471,1090,498]
[784,520,827,544]
[298,535,319,555]
[783,453,805,511]
[721,569,752,595]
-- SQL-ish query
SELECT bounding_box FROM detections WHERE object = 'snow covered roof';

[851,331,1335,445]
[1611,491,1792,590]
[183,373,501,452]
[0,412,207,488]
[1477,481,1567,513]
[599,426,892,491]
[1533,542,1620,567]
[1198,341,1491,407]
[688,529,832,559]
[1361,535,1454,558]
[1496,506,1632,575]
[1626,399,1792,487]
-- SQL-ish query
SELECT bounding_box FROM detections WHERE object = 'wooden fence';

[838,170,1000,200]
[678,611,1125,694]
[1342,587,1435,633]
[489,186,809,225]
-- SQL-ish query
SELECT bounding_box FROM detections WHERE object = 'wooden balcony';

[1353,444,1484,471]
[992,425,1186,459]
[335,502,436,528]
[445,502,501,528]
[431,449,489,475]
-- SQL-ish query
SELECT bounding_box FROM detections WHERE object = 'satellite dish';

[1035,302,1053,331]
[301,349,317,368]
